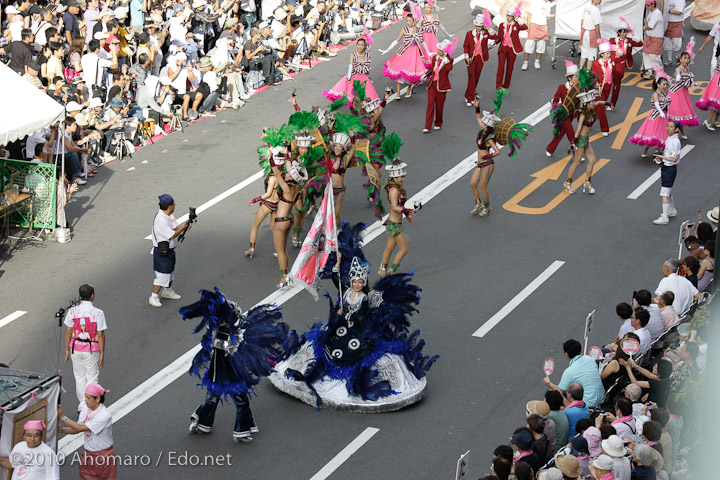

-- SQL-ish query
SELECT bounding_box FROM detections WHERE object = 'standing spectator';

[654,258,700,314]
[657,291,679,329]
[82,38,118,90]
[63,0,82,44]
[1,28,34,74]
[563,383,590,440]
[45,41,65,85]
[84,0,101,45]
[63,284,107,406]
[130,0,147,34]
[545,390,569,452]
[579,0,602,68]
[663,0,685,66]
[0,421,60,480]
[150,194,190,308]
[5,5,24,41]
[522,0,553,71]
[58,383,116,480]
[642,0,663,79]
[544,339,605,408]
[33,8,55,48]
[634,290,664,342]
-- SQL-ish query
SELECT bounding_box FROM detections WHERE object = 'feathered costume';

[269,223,439,413]
[551,67,596,138]
[489,88,533,158]
[182,288,295,441]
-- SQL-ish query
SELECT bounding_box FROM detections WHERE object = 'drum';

[495,117,516,146]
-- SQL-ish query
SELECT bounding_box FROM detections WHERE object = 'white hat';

[385,162,407,178]
[273,7,287,20]
[98,8,113,17]
[577,89,598,106]
[437,39,452,51]
[331,132,351,150]
[288,160,309,182]
[565,61,579,76]
[363,98,381,113]
[65,101,82,112]
[598,41,611,54]
[151,13,164,24]
[114,6,128,19]
[55,4,68,12]
[270,146,286,166]
[182,7,193,17]
[94,31,109,40]
[159,76,172,86]
[294,131,315,148]
[601,435,627,458]
[473,14,483,26]
[616,19,631,32]
[481,111,501,127]
[89,97,103,108]
[75,113,88,126]
[592,455,615,472]
[707,206,719,223]
[258,20,271,30]
[192,0,206,8]
[5,5,20,14]
[175,52,187,61]
[537,468,563,480]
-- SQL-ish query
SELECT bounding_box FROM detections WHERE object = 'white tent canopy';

[0,62,65,146]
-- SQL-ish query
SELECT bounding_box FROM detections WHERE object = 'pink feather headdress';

[685,36,696,59]
[512,1,523,18]
[483,8,492,27]
[360,26,374,48]
[653,64,668,80]
[440,37,460,56]
[407,1,422,20]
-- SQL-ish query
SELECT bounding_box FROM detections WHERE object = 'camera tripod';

[382,1,399,22]
[109,123,132,161]
[168,105,185,132]
[296,32,314,69]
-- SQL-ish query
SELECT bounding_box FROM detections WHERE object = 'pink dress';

[383,27,430,84]
[628,92,670,148]
[421,14,440,55]
[323,52,380,102]
[667,66,700,126]
[695,64,720,112]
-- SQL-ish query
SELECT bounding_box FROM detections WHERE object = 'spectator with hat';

[23,58,44,90]
[63,0,82,44]
[556,454,583,479]
[601,435,631,480]
[631,444,657,480]
[511,429,540,473]
[584,426,603,457]
[569,436,591,477]
[590,455,616,480]
[527,399,557,458]
[537,468,563,480]
[5,5,25,41]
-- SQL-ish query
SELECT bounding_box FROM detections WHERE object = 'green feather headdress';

[381,132,403,162]
[577,67,596,91]
[493,88,510,114]
[352,80,368,103]
[334,113,369,136]
[261,124,294,147]
[288,110,320,131]
[329,95,349,113]
[298,145,324,168]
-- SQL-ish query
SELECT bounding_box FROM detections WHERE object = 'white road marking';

[308,427,380,480]
[127,167,135,171]
[472,261,566,338]
[627,145,694,200]
[0,310,27,329]
[63,86,555,456]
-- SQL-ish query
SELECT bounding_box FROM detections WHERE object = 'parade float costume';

[269,223,439,412]
[628,67,671,148]
[182,288,294,441]
[667,39,700,127]
[695,61,720,112]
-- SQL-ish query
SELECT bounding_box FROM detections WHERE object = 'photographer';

[136,75,172,127]
[167,52,204,120]
[96,97,129,154]
[244,26,275,87]
[150,194,190,308]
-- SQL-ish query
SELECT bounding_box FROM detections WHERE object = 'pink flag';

[290,183,338,300]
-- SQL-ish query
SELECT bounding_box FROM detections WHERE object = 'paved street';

[1,4,718,479]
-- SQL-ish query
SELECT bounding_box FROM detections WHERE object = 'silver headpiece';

[348,256,369,283]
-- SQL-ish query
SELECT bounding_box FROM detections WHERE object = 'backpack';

[63,66,79,83]
[246,69,265,89]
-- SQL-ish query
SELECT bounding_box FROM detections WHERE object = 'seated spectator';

[575,418,594,438]
[513,461,534,480]
[688,325,708,369]
[654,258,700,315]
[545,391,569,453]
[563,383,589,441]
[23,59,44,91]
[164,52,203,120]
[569,436,591,478]
[130,53,152,88]
[583,426,603,457]
[650,408,672,474]
[491,456,511,480]
[537,467,563,480]
[630,444,657,480]
[600,335,635,391]
[589,455,615,480]
[615,302,635,339]
[53,117,90,185]
[601,435,631,480]
[136,75,172,127]
[630,309,652,358]
[620,358,672,408]
[696,221,714,244]
[623,383,644,418]
[244,26,276,88]
[511,429,540,473]
[599,424,617,440]
[544,339,605,408]
[665,396,683,469]
[527,414,551,465]
[554,454,582,480]
[208,37,251,106]
[657,292,679,330]
[680,255,700,288]
[640,420,664,457]
[71,77,89,106]
[697,240,715,293]
[494,445,514,463]
[633,290,664,342]
[669,342,699,395]
[600,397,637,440]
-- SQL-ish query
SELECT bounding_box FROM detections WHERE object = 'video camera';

[177,206,198,243]
[55,298,79,327]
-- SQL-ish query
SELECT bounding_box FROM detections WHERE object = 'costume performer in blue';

[181,288,294,443]
[270,223,438,413]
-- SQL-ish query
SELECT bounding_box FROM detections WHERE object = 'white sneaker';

[422,128,429,133]
[149,296,162,307]
[668,209,678,217]
[75,178,87,185]
[219,100,229,108]
[534,60,541,69]
[545,151,552,157]
[240,93,251,100]
[602,132,609,137]
[653,216,669,225]
[466,101,473,107]
[161,288,182,300]
[433,126,441,130]
[521,61,528,71]
[232,99,245,109]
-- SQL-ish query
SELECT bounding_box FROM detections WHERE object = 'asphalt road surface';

[1,4,718,480]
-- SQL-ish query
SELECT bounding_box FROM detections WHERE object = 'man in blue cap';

[150,194,190,307]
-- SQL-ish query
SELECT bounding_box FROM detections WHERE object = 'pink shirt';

[474,31,483,57]
[64,301,107,353]
[503,23,514,47]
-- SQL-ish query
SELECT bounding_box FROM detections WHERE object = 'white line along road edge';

[626,145,695,200]
[62,92,554,457]
[472,261,566,338]
[0,311,27,329]
[308,427,379,480]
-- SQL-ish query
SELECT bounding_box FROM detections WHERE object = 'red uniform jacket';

[552,82,570,105]
[592,58,615,86]
[609,35,643,69]
[497,21,528,55]
[463,28,498,63]
[427,55,453,92]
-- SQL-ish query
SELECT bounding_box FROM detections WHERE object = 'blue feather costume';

[181,288,295,441]
[270,224,439,413]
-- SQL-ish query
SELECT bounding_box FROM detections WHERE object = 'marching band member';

[591,40,613,135]
[463,10,497,106]
[423,38,457,133]
[495,5,528,91]
[546,61,579,157]
[609,18,643,106]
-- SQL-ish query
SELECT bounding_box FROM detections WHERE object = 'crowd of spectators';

[0,0,406,213]
[477,216,716,480]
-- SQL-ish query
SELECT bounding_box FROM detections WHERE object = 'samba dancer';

[245,175,279,258]
[271,150,302,287]
[290,129,315,247]
[563,89,608,195]
[463,11,497,106]
[380,11,432,100]
[419,0,454,56]
[471,98,501,216]
[328,130,356,227]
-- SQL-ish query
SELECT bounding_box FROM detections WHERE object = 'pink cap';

[584,427,603,457]
[85,382,109,397]
[645,0,656,4]
[23,420,46,431]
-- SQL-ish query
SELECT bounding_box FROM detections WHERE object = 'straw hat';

[555,455,583,478]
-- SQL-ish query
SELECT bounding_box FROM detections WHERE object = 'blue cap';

[287,0,298,5]
[158,194,174,206]
[107,97,124,108]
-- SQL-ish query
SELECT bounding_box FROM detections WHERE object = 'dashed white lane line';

[309,428,380,480]
[0,311,27,329]
[627,145,694,200]
[472,260,566,338]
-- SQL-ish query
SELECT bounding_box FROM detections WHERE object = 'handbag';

[91,57,107,99]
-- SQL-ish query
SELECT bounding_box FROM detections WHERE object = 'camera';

[188,206,197,223]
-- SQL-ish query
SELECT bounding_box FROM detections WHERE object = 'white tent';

[0,62,65,146]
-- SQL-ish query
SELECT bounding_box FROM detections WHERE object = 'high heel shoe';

[276,276,290,288]
[563,182,575,194]
[478,206,491,216]
[582,181,595,194]
[378,267,387,277]
[471,203,482,214]
[244,247,255,258]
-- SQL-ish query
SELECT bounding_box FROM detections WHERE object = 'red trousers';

[425,84,447,129]
[464,58,485,102]
[595,82,612,132]
[611,67,625,106]
[546,118,574,154]
[496,46,517,89]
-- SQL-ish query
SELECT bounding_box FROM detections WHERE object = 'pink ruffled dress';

[628,92,670,148]
[667,66,700,126]
[383,27,430,85]
[323,52,380,102]
[421,14,440,55]
[695,64,720,112]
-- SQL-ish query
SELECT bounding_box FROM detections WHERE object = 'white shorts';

[154,271,175,287]
[660,186,672,197]
[581,32,597,60]
[663,37,682,52]
[524,39,547,55]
